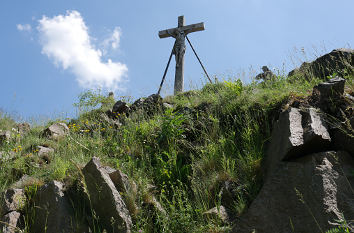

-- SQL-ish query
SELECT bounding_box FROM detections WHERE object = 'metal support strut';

[186,35,212,84]
[157,43,175,95]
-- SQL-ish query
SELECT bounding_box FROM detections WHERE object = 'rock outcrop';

[310,76,347,113]
[105,94,163,123]
[130,94,163,115]
[233,151,354,233]
[43,122,69,140]
[2,211,21,233]
[37,145,54,157]
[264,107,331,179]
[0,188,26,233]
[233,77,354,233]
[1,189,26,215]
[288,48,354,80]
[32,181,79,233]
[255,66,276,81]
[112,100,130,116]
[82,157,132,233]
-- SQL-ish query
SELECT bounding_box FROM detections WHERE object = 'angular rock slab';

[112,100,130,116]
[332,128,354,157]
[103,167,138,216]
[32,181,77,233]
[313,76,346,98]
[233,151,354,233]
[288,48,354,79]
[2,211,21,233]
[37,145,54,157]
[108,169,137,196]
[1,189,26,214]
[311,76,346,113]
[83,157,132,233]
[43,122,69,139]
[130,94,163,116]
[264,107,331,179]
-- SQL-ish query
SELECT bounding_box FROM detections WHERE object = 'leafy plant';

[73,89,115,113]
[224,79,243,95]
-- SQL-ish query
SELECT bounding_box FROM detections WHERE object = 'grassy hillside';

[0,72,353,232]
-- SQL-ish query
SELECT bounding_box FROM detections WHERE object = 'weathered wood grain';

[159,22,204,38]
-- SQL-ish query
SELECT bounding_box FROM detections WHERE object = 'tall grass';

[0,70,352,232]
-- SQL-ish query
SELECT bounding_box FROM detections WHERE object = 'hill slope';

[0,49,353,233]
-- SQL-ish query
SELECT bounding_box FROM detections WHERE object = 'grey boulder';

[43,122,69,139]
[37,145,54,157]
[83,157,132,233]
[112,101,130,116]
[2,211,21,233]
[233,151,354,233]
[1,189,26,215]
[32,181,78,233]
[264,107,331,179]
[288,48,354,79]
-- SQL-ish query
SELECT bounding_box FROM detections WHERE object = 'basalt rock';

[310,76,346,113]
[331,128,354,156]
[264,107,331,179]
[37,145,54,157]
[233,151,354,233]
[43,122,69,140]
[112,100,130,116]
[288,48,354,80]
[130,94,163,116]
[103,166,138,216]
[255,66,276,81]
[1,189,26,215]
[2,211,21,233]
[0,189,25,233]
[83,157,132,233]
[32,181,78,233]
[107,169,137,198]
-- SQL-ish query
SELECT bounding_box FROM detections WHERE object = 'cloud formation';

[37,10,127,91]
[17,24,32,32]
[104,27,121,50]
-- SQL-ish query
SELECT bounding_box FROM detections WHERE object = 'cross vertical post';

[159,16,205,95]
[174,16,185,95]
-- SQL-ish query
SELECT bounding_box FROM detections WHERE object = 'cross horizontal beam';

[158,22,205,38]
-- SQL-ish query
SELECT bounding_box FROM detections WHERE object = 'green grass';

[0,72,353,232]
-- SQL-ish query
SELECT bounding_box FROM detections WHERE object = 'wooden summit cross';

[159,16,205,94]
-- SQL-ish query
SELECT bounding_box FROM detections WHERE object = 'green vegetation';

[0,72,353,232]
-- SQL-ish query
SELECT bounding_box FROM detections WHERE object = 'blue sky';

[0,0,353,121]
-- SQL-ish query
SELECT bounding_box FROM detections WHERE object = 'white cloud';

[105,27,121,50]
[101,27,122,55]
[17,24,32,32]
[37,10,128,91]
